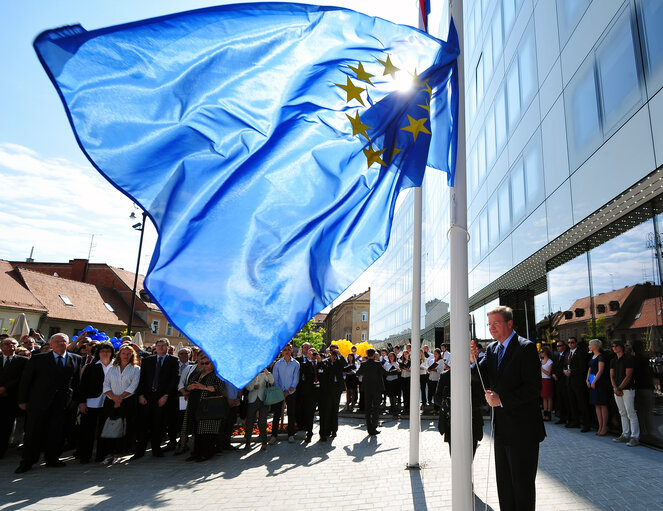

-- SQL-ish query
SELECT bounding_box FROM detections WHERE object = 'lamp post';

[127,210,146,335]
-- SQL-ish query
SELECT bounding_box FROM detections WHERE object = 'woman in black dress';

[587,339,610,436]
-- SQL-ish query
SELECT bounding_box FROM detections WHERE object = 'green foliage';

[582,316,606,342]
[292,319,325,352]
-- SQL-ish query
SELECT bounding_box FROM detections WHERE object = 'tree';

[582,316,606,343]
[292,319,325,352]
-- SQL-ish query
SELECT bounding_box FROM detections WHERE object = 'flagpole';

[448,0,473,509]
[408,186,423,468]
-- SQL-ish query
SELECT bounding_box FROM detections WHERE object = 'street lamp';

[127,209,146,335]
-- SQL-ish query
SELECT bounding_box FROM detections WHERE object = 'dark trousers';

[427,379,439,410]
[301,390,319,434]
[0,400,17,458]
[78,407,106,462]
[271,393,297,437]
[165,397,179,447]
[135,397,168,456]
[420,375,429,405]
[220,405,238,449]
[192,433,216,460]
[401,377,410,412]
[494,438,539,511]
[22,397,69,465]
[567,380,590,427]
[554,378,569,421]
[364,391,381,434]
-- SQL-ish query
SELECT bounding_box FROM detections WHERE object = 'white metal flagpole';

[408,186,423,468]
[448,0,473,508]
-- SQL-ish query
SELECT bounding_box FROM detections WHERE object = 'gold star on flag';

[335,76,365,106]
[377,55,399,79]
[400,115,431,142]
[346,111,371,139]
[388,145,402,164]
[411,69,423,89]
[418,98,430,114]
[348,62,374,85]
[423,82,432,97]
[363,145,386,168]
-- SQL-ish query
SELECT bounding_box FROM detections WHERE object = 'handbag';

[100,417,126,439]
[264,384,285,406]
[196,394,229,420]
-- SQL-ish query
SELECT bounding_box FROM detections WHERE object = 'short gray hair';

[588,339,602,349]
[487,306,513,322]
[49,333,70,343]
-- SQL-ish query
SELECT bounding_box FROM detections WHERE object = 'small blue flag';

[34,3,459,387]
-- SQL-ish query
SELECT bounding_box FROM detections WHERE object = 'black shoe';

[79,459,90,465]
[152,451,164,458]
[14,464,31,474]
[185,455,199,462]
[305,434,312,443]
[319,436,328,442]
[196,455,213,462]
[565,423,579,429]
[163,444,177,452]
[581,426,591,433]
[224,445,239,451]
[330,431,337,438]
[130,453,144,461]
[555,419,566,425]
[45,460,66,468]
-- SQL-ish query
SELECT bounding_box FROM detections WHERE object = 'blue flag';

[34,3,459,387]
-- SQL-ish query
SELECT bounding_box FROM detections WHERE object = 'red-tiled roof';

[109,266,160,310]
[0,260,47,313]
[313,313,327,323]
[628,297,663,329]
[16,268,147,328]
[557,286,635,326]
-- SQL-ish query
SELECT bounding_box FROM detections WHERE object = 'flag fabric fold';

[34,2,459,387]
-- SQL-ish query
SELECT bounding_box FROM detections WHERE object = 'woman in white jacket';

[244,368,275,451]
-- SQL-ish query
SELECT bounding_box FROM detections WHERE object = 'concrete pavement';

[1,416,662,510]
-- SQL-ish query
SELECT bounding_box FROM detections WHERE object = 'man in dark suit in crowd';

[0,337,28,459]
[320,345,346,439]
[565,336,591,432]
[472,306,546,511]
[132,337,179,459]
[552,340,569,424]
[15,333,82,473]
[357,348,386,436]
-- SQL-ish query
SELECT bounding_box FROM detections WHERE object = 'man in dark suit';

[320,345,345,439]
[0,337,28,458]
[357,348,386,436]
[132,338,179,459]
[473,306,546,511]
[552,340,569,424]
[15,333,82,473]
[565,337,591,431]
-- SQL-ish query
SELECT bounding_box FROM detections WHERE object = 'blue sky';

[0,0,430,295]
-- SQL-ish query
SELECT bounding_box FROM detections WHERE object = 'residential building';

[325,289,370,344]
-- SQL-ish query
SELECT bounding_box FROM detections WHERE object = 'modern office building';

[369,0,663,446]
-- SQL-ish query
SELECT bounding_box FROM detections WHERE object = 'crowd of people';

[0,330,455,473]
[541,336,659,447]
[0,325,658,480]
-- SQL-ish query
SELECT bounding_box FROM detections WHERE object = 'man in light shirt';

[270,344,300,444]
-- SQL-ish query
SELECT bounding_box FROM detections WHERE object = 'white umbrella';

[9,313,30,339]
[133,331,144,349]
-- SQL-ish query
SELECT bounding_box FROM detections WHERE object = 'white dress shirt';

[103,364,140,396]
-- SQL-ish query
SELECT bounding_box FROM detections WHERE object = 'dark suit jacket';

[79,362,105,402]
[0,355,28,405]
[137,354,179,398]
[325,355,346,393]
[552,349,568,380]
[480,335,545,445]
[18,352,82,410]
[357,359,386,394]
[566,347,589,384]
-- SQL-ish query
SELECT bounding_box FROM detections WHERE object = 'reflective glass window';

[477,130,487,183]
[498,179,511,236]
[524,141,543,209]
[492,4,503,67]
[518,31,537,110]
[638,0,663,93]
[547,253,590,321]
[495,86,507,150]
[511,160,526,222]
[480,209,489,257]
[507,61,521,131]
[476,54,485,105]
[486,108,496,167]
[557,0,590,46]
[488,196,499,247]
[566,62,600,165]
[503,0,515,38]
[469,146,479,197]
[596,8,642,134]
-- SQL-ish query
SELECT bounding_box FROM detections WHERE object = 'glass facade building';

[369,0,663,447]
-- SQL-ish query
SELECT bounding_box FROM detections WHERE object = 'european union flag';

[34,3,459,387]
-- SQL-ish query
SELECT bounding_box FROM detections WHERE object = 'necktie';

[57,355,64,371]
[152,356,162,392]
[497,344,505,367]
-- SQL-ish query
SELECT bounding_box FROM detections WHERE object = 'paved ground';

[1,416,662,511]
